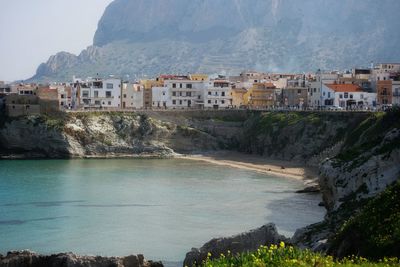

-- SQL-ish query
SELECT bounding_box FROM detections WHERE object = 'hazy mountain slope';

[30,0,400,82]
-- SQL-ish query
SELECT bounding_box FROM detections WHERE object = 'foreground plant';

[200,242,399,267]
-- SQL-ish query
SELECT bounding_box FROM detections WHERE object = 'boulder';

[183,223,288,266]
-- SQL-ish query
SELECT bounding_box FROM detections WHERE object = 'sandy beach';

[177,151,318,184]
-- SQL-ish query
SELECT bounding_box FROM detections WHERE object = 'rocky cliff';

[0,111,225,158]
[292,109,400,257]
[29,0,400,82]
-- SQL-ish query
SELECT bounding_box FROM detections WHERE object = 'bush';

[331,180,400,259]
[200,242,399,267]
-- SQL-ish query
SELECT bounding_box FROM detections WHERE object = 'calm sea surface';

[0,159,324,262]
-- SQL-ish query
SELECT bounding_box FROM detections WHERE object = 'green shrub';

[200,243,399,267]
[331,180,400,259]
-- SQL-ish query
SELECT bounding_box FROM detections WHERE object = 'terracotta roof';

[325,84,363,92]
[214,80,229,83]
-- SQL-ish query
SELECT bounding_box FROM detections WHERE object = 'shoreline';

[176,151,319,184]
[0,151,318,182]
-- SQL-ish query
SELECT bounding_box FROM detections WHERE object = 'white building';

[152,86,170,109]
[322,83,376,109]
[76,77,122,109]
[307,72,339,108]
[122,82,144,109]
[204,80,232,109]
[164,79,205,109]
[392,81,400,106]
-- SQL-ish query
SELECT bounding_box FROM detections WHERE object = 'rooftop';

[325,84,363,92]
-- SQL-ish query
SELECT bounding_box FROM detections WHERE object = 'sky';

[0,0,113,82]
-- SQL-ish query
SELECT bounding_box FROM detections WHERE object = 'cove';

[0,159,324,262]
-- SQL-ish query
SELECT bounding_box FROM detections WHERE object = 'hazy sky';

[0,0,113,82]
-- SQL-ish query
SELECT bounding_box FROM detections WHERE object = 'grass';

[334,108,400,170]
[200,243,399,267]
[331,180,400,259]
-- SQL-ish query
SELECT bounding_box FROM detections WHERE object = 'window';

[350,94,353,99]
[162,91,166,96]
[82,91,89,98]
[179,84,182,89]
[339,94,343,99]
[106,91,112,98]
[123,94,127,98]
[94,91,99,98]
[179,100,182,105]
[172,92,176,96]
[172,83,176,88]
[222,92,225,96]
[186,92,191,97]
[344,93,349,98]
[95,100,101,105]
[186,84,192,89]
[323,92,325,96]
[208,92,211,95]
[108,101,111,105]
[298,89,301,94]
[106,83,113,89]
[61,94,65,99]
[221,100,225,104]
[179,92,182,97]
[314,88,316,93]
[172,100,176,105]
[208,100,211,104]
[360,94,364,99]
[328,92,331,98]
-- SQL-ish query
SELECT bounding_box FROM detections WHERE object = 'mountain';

[29,0,400,82]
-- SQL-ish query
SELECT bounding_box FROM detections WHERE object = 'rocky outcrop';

[292,110,400,255]
[0,251,163,267]
[238,112,367,163]
[0,112,227,158]
[320,128,400,212]
[183,224,288,266]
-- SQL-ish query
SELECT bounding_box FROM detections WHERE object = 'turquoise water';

[0,159,324,262]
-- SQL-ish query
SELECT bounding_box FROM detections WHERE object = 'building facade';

[122,82,144,109]
[204,80,232,109]
[77,77,122,109]
[377,80,392,106]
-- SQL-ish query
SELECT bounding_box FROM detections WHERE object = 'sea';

[0,158,325,265]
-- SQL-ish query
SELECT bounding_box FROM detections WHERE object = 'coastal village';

[0,63,399,117]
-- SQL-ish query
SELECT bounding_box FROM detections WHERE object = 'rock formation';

[183,224,288,267]
[0,251,163,267]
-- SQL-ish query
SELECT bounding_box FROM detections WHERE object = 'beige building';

[281,87,308,108]
[122,82,144,109]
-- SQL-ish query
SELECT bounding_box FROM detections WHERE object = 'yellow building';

[231,87,247,108]
[243,82,276,108]
[189,74,209,81]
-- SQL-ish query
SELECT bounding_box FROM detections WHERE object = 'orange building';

[377,80,392,105]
